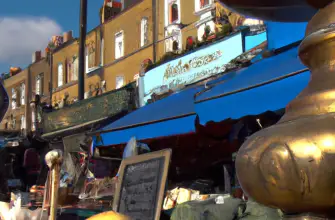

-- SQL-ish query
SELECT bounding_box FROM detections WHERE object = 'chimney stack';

[63,31,73,43]
[52,35,64,47]
[32,51,42,63]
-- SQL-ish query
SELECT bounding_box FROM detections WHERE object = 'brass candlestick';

[45,150,63,220]
[236,2,335,219]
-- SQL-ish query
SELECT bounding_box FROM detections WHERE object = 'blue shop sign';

[142,32,244,104]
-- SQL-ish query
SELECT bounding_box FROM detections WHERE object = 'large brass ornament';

[236,2,335,219]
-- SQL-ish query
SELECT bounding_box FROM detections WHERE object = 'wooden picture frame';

[113,149,172,220]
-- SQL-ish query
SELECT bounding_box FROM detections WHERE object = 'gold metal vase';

[235,2,335,219]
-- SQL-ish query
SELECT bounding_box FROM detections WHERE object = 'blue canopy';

[95,46,311,147]
[195,46,310,124]
[95,86,202,146]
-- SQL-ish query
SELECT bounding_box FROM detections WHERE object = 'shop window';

[169,3,179,23]
[58,63,64,87]
[11,88,17,109]
[36,73,44,95]
[140,17,149,47]
[116,76,124,89]
[115,31,124,59]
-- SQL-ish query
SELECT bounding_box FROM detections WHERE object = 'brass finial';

[235,2,335,219]
[45,150,63,220]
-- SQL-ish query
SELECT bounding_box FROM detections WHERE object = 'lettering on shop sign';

[113,149,172,220]
[163,50,222,80]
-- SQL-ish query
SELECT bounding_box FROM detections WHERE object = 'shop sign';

[142,32,243,104]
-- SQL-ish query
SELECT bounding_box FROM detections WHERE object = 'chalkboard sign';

[113,149,172,220]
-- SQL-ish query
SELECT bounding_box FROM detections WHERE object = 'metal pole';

[78,0,87,100]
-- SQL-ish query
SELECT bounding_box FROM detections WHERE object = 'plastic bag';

[122,137,151,159]
[122,137,138,159]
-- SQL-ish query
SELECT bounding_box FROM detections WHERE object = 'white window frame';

[36,73,43,95]
[31,111,36,131]
[12,118,16,130]
[195,0,213,13]
[72,56,79,80]
[115,75,125,89]
[100,37,104,66]
[11,88,17,110]
[85,46,89,73]
[20,83,25,106]
[164,0,181,26]
[140,17,149,47]
[20,115,26,130]
[165,27,182,52]
[115,31,124,59]
[58,63,64,87]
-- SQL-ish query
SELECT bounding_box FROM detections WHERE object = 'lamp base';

[284,214,332,220]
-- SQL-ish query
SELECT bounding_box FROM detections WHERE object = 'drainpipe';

[78,0,88,100]
[152,0,157,63]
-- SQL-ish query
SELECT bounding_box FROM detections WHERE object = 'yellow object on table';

[87,211,131,220]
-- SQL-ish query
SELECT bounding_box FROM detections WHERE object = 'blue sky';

[0,0,104,73]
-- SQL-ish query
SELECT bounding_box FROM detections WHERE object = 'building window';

[85,41,96,73]
[12,118,16,130]
[73,56,79,80]
[195,0,212,12]
[20,115,26,130]
[141,17,149,47]
[31,111,36,131]
[169,3,179,23]
[116,76,124,89]
[100,37,104,66]
[68,56,78,81]
[11,88,17,109]
[36,73,44,95]
[115,31,124,59]
[165,28,182,52]
[200,0,210,8]
[58,63,64,87]
[20,83,25,106]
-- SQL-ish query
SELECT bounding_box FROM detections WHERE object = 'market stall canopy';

[195,45,310,125]
[93,86,202,147]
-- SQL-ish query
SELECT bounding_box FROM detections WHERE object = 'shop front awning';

[195,46,310,124]
[94,86,202,147]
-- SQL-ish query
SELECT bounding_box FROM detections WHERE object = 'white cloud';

[0,16,62,65]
